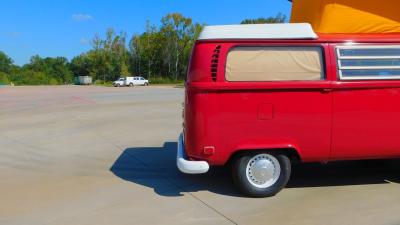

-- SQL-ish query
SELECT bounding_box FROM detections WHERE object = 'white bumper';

[177,133,209,174]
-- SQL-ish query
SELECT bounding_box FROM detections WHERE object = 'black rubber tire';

[144,82,149,86]
[116,83,121,87]
[232,152,291,198]
[129,83,133,87]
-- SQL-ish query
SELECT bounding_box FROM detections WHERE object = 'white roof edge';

[198,23,318,40]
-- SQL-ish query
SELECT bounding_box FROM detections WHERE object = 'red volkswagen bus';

[177,23,400,197]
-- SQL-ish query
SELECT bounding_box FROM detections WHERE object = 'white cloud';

[4,31,21,38]
[80,38,89,45]
[9,32,21,37]
[72,14,93,22]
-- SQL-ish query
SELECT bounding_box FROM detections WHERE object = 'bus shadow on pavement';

[110,142,240,197]
[110,142,400,197]
[288,159,400,188]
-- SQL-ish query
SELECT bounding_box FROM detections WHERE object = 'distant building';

[74,76,92,85]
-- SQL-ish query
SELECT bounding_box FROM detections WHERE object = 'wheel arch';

[226,147,302,166]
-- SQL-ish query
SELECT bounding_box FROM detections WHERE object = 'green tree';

[24,55,73,84]
[120,62,130,77]
[161,13,196,80]
[0,71,10,84]
[70,53,92,77]
[3,12,206,85]
[11,69,47,85]
[0,51,13,74]
[127,14,202,81]
[85,29,131,82]
[142,21,163,79]
[241,13,287,24]
[110,31,130,78]
[129,34,143,76]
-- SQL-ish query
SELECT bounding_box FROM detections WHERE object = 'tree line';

[0,13,285,85]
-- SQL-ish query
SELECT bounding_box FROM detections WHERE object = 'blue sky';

[0,0,292,65]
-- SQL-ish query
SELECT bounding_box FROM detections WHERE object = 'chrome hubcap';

[246,154,281,188]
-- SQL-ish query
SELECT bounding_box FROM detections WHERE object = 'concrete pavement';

[1,85,400,225]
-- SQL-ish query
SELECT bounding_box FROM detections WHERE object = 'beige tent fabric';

[225,47,324,81]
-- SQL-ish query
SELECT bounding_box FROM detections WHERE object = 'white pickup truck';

[113,77,149,87]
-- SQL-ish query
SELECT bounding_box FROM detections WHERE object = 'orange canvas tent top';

[290,0,400,34]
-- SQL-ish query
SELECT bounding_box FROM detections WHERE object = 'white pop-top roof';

[198,23,318,40]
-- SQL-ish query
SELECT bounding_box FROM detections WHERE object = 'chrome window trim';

[336,45,400,80]
[340,66,400,70]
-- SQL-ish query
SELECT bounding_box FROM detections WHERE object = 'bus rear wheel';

[232,152,291,197]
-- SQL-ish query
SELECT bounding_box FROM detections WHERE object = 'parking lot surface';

[1,85,400,225]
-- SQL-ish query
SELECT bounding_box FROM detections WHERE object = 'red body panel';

[184,34,400,165]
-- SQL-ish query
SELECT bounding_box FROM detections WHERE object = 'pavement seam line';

[103,138,238,225]
[123,149,239,225]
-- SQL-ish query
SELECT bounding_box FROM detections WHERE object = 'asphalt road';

[1,85,400,225]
